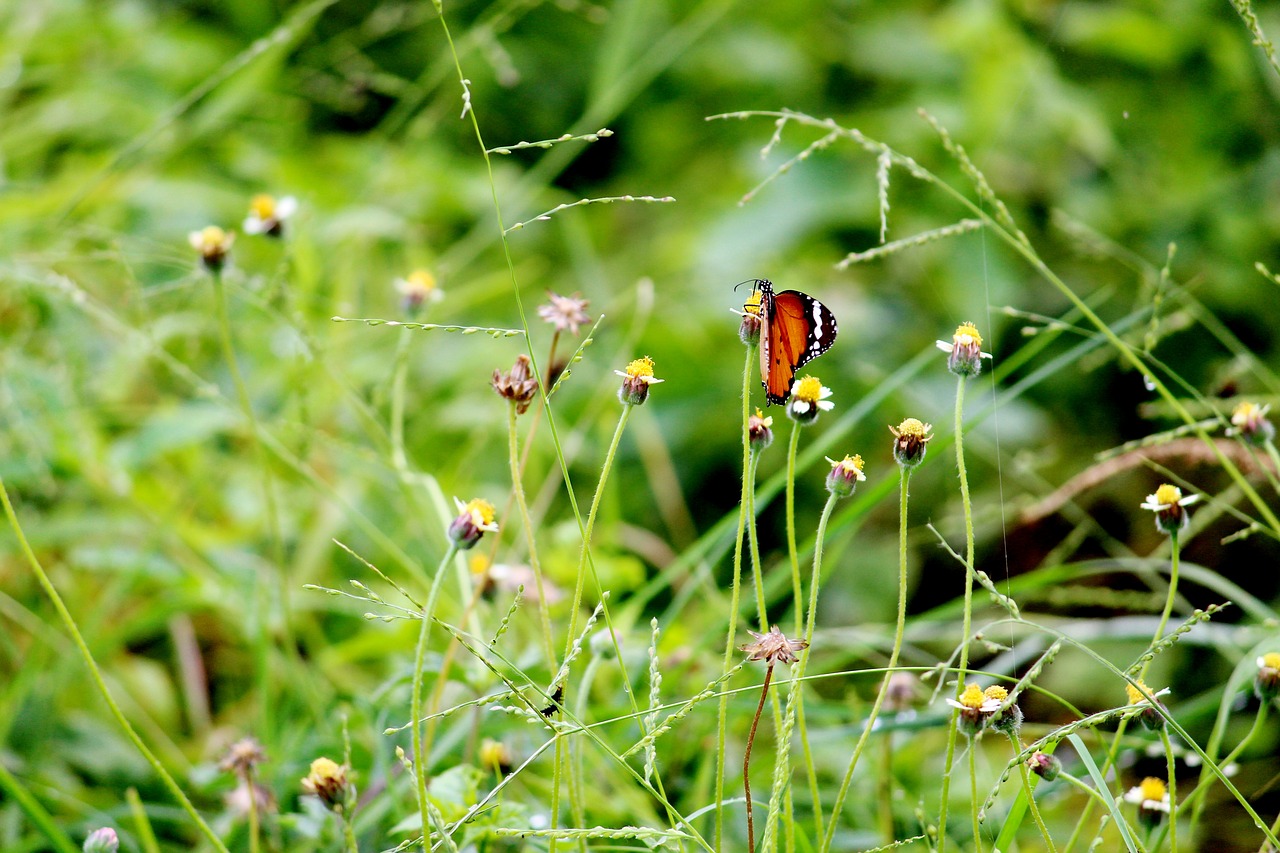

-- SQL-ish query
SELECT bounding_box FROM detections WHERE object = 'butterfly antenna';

[733,278,770,293]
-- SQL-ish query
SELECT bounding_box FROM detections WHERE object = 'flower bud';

[1125,680,1169,731]
[748,408,774,451]
[615,356,663,406]
[1231,401,1275,447]
[83,828,119,853]
[737,290,764,347]
[1255,652,1280,703]
[1028,752,1060,782]
[188,226,234,271]
[937,322,992,377]
[984,685,1022,736]
[448,498,498,550]
[301,757,355,814]
[492,354,539,415]
[825,454,866,498]
[889,418,933,469]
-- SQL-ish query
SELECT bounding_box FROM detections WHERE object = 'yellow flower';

[395,269,444,312]
[787,376,834,422]
[448,497,498,549]
[748,408,774,450]
[983,685,1008,702]
[825,454,866,497]
[243,194,298,236]
[615,356,664,405]
[188,225,234,270]
[1256,652,1280,701]
[301,757,353,813]
[1140,483,1199,534]
[889,418,934,468]
[1124,776,1171,824]
[936,322,993,377]
[1230,401,1275,446]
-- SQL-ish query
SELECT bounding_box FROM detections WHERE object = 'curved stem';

[412,541,460,850]
[716,345,756,851]
[0,477,231,853]
[785,422,803,633]
[1008,733,1057,853]
[744,663,776,853]
[1146,531,1180,678]
[939,376,976,853]
[822,470,910,852]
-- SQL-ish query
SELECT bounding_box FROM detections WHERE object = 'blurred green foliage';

[4,0,1280,849]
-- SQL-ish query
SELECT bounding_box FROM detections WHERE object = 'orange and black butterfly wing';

[762,289,838,405]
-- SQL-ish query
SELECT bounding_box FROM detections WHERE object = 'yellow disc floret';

[953,321,983,347]
[894,417,931,439]
[251,194,277,219]
[743,289,764,317]
[625,356,656,379]
[983,685,1009,702]
[793,375,824,403]
[1153,484,1182,507]
[465,498,496,528]
[958,682,987,709]
[1139,777,1167,802]
[1126,679,1152,705]
[1261,652,1280,669]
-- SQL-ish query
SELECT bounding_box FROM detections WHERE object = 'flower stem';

[1145,530,1180,678]
[969,742,983,853]
[412,541,460,851]
[507,400,557,670]
[1185,701,1268,828]
[390,326,414,471]
[939,375,976,853]
[785,421,804,633]
[0,477,231,853]
[745,663,776,853]
[1007,734,1057,853]
[716,345,756,851]
[1160,728,1178,853]
[247,766,261,853]
[822,470,911,852]
[343,815,359,853]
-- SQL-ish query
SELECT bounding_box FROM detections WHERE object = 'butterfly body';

[751,279,838,405]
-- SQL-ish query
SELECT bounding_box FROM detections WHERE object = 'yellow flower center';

[753,408,773,427]
[894,417,930,439]
[199,226,227,248]
[793,375,824,403]
[251,194,277,219]
[308,757,344,783]
[470,554,490,575]
[836,454,865,474]
[1139,777,1167,802]
[744,290,764,317]
[625,356,656,378]
[1154,484,1182,507]
[983,685,1009,702]
[406,270,437,292]
[1126,679,1155,705]
[1261,652,1280,669]
[958,682,987,709]
[953,322,983,347]
[465,498,496,527]
[1232,401,1264,425]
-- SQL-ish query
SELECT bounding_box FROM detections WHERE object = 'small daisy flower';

[242,194,297,237]
[946,682,1002,736]
[734,288,764,347]
[748,408,774,451]
[188,225,234,271]
[395,269,444,314]
[1125,679,1171,731]
[1140,484,1200,535]
[740,625,809,665]
[825,454,866,498]
[787,375,834,424]
[1028,751,1061,782]
[1229,401,1275,447]
[1255,652,1280,702]
[301,756,355,814]
[492,354,539,415]
[615,356,664,405]
[1124,776,1171,827]
[83,828,119,853]
[936,321,993,377]
[538,291,591,336]
[448,497,498,550]
[889,418,933,469]
[984,684,1023,736]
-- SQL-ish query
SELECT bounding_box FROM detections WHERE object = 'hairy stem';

[745,663,776,853]
[412,541,460,850]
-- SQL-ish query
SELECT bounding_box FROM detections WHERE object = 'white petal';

[818,400,835,411]
[243,216,267,234]
[188,231,204,249]
[1179,493,1201,506]
[792,401,811,414]
[275,196,298,218]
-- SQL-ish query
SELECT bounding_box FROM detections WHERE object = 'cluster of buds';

[889,418,933,469]
[1140,484,1199,535]
[1125,679,1171,731]
[825,454,866,498]
[616,356,664,406]
[448,497,498,550]
[787,376,834,424]
[301,756,356,815]
[946,682,1021,737]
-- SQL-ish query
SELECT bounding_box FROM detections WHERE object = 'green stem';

[507,401,557,671]
[390,326,415,471]
[1258,439,1280,497]
[1184,701,1268,823]
[939,376,976,853]
[1145,531,1180,679]
[1161,729,1178,853]
[716,345,756,851]
[247,766,261,853]
[1008,733,1056,853]
[785,421,803,633]
[343,815,360,853]
[969,741,982,853]
[412,541,460,851]
[0,477,231,853]
[821,470,910,852]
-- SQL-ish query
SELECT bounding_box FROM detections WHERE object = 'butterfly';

[745,279,839,405]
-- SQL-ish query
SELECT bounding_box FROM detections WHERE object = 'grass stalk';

[390,326,414,471]
[969,742,982,853]
[412,540,461,851]
[744,662,776,853]
[1007,734,1057,852]
[0,476,232,853]
[507,400,557,670]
